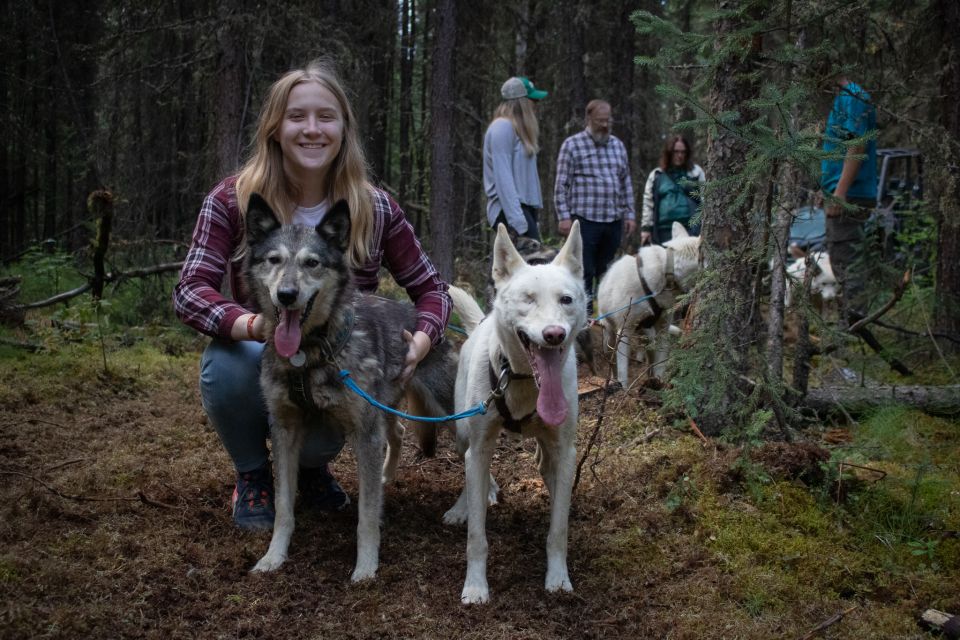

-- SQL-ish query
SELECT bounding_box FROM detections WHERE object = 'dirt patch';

[0,349,951,639]
[750,441,831,484]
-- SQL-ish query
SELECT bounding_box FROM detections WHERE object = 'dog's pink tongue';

[274,309,302,358]
[532,345,568,426]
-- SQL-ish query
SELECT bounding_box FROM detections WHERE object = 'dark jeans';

[574,216,623,306]
[826,198,873,320]
[492,204,541,241]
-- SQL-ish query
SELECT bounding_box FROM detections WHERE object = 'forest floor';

[0,334,958,640]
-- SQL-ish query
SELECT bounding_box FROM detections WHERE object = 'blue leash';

[338,370,488,423]
[590,292,656,324]
[341,291,657,422]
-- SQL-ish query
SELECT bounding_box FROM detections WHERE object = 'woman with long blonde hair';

[482,76,548,240]
[174,60,450,530]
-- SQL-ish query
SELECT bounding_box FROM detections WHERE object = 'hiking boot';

[231,463,275,530]
[299,464,350,512]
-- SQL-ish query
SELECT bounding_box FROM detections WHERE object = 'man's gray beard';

[590,130,610,145]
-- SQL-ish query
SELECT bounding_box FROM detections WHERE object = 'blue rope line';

[338,370,487,423]
[446,323,468,336]
[591,292,656,323]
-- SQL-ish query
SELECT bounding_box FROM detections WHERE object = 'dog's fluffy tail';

[448,285,484,335]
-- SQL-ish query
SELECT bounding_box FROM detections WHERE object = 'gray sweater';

[483,118,543,233]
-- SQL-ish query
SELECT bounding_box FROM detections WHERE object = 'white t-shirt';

[292,200,330,227]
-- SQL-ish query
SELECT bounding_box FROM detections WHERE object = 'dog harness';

[487,356,536,433]
[636,247,679,329]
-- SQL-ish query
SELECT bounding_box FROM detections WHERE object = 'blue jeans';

[574,216,623,304]
[199,338,345,474]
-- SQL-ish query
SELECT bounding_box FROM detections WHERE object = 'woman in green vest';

[640,135,706,245]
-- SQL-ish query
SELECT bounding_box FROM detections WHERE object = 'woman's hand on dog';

[400,330,432,385]
[232,312,266,342]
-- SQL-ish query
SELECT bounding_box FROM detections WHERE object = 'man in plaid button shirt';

[555,99,636,307]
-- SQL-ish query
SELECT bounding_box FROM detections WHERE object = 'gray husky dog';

[243,193,456,580]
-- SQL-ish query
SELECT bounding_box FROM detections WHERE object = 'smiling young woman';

[173,60,451,531]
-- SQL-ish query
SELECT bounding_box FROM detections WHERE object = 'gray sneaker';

[231,463,275,530]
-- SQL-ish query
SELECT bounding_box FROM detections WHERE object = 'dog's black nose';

[277,288,298,306]
[542,326,566,346]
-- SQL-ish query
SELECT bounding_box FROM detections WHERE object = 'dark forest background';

[1,0,678,273]
[2,0,958,435]
[1,1,956,279]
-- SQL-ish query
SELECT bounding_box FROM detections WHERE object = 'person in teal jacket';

[820,75,877,322]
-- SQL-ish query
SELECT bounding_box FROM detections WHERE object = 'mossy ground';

[0,331,957,639]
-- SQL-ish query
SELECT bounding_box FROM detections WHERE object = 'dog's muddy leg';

[461,430,498,604]
[351,415,386,582]
[252,420,304,573]
[652,318,672,381]
[615,326,632,388]
[541,439,575,594]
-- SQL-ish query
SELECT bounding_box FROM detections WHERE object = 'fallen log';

[802,385,960,418]
[920,609,959,639]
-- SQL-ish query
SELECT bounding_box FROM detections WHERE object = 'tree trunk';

[515,0,530,74]
[691,0,763,436]
[213,1,246,178]
[934,0,960,349]
[398,0,415,222]
[562,3,587,132]
[768,21,806,386]
[429,0,457,281]
[43,38,57,243]
[89,190,114,301]
[365,0,395,185]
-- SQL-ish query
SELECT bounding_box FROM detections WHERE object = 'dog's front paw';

[350,562,378,583]
[442,504,467,526]
[251,552,286,573]
[460,582,490,605]
[545,570,573,593]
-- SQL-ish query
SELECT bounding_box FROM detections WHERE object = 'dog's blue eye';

[560,295,573,305]
[304,258,320,268]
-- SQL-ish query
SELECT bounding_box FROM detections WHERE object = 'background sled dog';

[595,222,702,386]
[783,251,837,308]
[243,194,456,580]
[444,222,586,604]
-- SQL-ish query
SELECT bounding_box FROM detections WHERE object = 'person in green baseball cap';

[482,76,549,241]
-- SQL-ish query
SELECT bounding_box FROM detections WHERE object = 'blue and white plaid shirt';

[554,130,635,223]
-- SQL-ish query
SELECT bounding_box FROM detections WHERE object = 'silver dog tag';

[289,350,307,367]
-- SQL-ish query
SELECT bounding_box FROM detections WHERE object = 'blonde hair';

[493,98,540,155]
[235,60,374,267]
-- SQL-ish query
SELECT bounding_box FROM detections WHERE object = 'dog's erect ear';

[246,193,282,247]
[554,220,584,281]
[317,199,352,253]
[492,223,527,288]
[671,221,689,240]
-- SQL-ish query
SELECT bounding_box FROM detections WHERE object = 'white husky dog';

[444,222,586,605]
[783,251,837,308]
[595,222,702,386]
